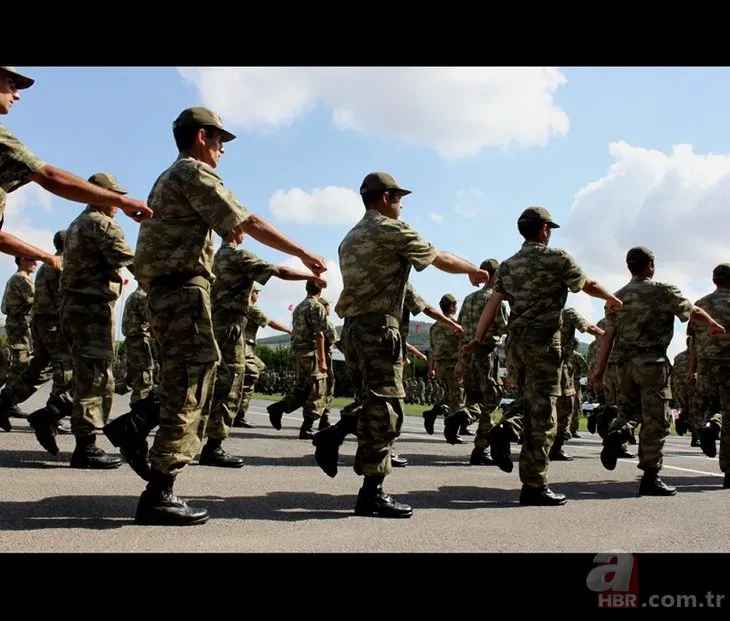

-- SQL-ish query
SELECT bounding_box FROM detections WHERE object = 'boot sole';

[70,461,123,470]
[135,513,210,526]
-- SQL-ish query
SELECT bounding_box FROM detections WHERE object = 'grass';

[252,392,685,436]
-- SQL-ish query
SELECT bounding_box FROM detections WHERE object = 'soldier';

[686,263,730,487]
[451,258,508,466]
[551,308,603,461]
[57,172,139,470]
[428,294,467,442]
[113,106,325,526]
[0,67,150,266]
[201,230,323,467]
[0,344,7,389]
[464,206,621,506]
[234,286,293,428]
[0,256,37,416]
[592,247,724,496]
[121,278,154,406]
[267,280,329,439]
[671,337,698,445]
[316,171,488,518]
[0,230,73,446]
[569,347,589,438]
[317,297,338,426]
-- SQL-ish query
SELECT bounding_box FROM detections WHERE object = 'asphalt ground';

[0,384,727,553]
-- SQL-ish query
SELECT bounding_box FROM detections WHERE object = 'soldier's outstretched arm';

[267,318,293,335]
[236,214,326,276]
[406,343,427,361]
[0,231,59,268]
[582,277,622,311]
[422,305,463,335]
[462,291,505,354]
[272,265,326,289]
[431,251,489,286]
[591,326,616,386]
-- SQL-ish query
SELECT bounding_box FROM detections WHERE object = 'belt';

[150,273,210,293]
[346,313,400,329]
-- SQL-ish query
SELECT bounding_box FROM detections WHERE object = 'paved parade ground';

[0,385,727,553]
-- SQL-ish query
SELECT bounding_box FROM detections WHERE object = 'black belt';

[150,273,210,293]
[346,313,400,329]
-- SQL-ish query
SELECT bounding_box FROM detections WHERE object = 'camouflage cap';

[173,106,236,142]
[252,285,261,293]
[626,246,654,265]
[0,66,34,90]
[518,206,559,229]
[480,258,500,274]
[359,172,411,197]
[713,263,730,282]
[88,172,128,195]
[52,229,66,251]
[440,293,457,306]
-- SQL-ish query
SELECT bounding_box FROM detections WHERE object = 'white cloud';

[254,256,343,340]
[428,212,443,223]
[177,67,570,160]
[268,186,362,225]
[563,141,730,359]
[453,187,488,219]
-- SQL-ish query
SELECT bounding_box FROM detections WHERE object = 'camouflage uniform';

[670,348,698,440]
[1,264,34,383]
[268,292,328,438]
[687,269,730,485]
[487,207,587,506]
[601,247,693,495]
[318,297,338,419]
[60,173,135,469]
[0,121,46,226]
[429,307,464,418]
[236,303,269,425]
[569,350,588,435]
[319,172,437,518]
[1,232,73,452]
[122,285,154,405]
[454,260,508,462]
[125,107,249,526]
[552,307,591,459]
[203,243,275,465]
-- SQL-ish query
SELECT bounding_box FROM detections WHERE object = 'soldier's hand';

[710,320,726,335]
[591,371,604,386]
[301,252,328,276]
[42,253,62,270]
[319,362,328,373]
[427,369,435,380]
[120,198,153,222]
[605,295,623,312]
[685,371,696,387]
[416,351,427,362]
[312,275,327,289]
[468,268,490,287]
[462,340,479,355]
[451,322,464,335]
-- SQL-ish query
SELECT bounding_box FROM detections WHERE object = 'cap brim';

[548,222,560,229]
[392,187,412,196]
[219,128,236,142]
[6,69,34,90]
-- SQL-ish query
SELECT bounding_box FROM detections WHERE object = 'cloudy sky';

[3,66,730,359]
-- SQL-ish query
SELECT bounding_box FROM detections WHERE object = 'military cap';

[53,229,66,251]
[88,172,128,195]
[0,66,34,90]
[480,258,500,274]
[173,106,236,142]
[518,206,560,229]
[252,285,261,293]
[359,172,411,197]
[713,263,730,282]
[625,246,655,265]
[440,293,457,306]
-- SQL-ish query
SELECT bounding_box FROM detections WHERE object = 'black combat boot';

[469,447,495,466]
[198,437,244,468]
[70,434,123,469]
[312,417,356,478]
[7,404,26,418]
[488,422,513,472]
[690,432,700,448]
[134,469,209,526]
[459,424,473,436]
[724,473,729,489]
[0,391,14,432]
[674,414,689,436]
[519,484,567,506]
[390,451,408,467]
[600,429,627,471]
[318,414,331,431]
[354,475,413,518]
[103,392,160,480]
[27,394,71,455]
[443,411,468,445]
[299,418,315,439]
[638,470,677,496]
[697,421,721,458]
[549,434,573,461]
[422,407,437,435]
[267,401,286,430]
[232,410,253,428]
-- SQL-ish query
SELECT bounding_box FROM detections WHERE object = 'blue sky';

[4,66,730,358]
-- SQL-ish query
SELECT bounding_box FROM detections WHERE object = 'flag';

[287,304,294,312]
[123,279,129,286]
[415,324,420,332]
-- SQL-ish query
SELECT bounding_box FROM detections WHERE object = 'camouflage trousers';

[501,329,562,488]
[435,358,464,417]
[321,349,335,414]
[693,359,729,473]
[341,315,404,477]
[570,385,583,433]
[124,335,155,405]
[278,351,326,422]
[676,385,700,431]
[556,360,578,446]
[1,314,72,409]
[5,318,32,385]
[60,296,116,439]
[146,281,219,477]
[238,349,266,415]
[206,317,247,441]
[460,348,502,451]
[608,353,672,472]
[603,363,620,407]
